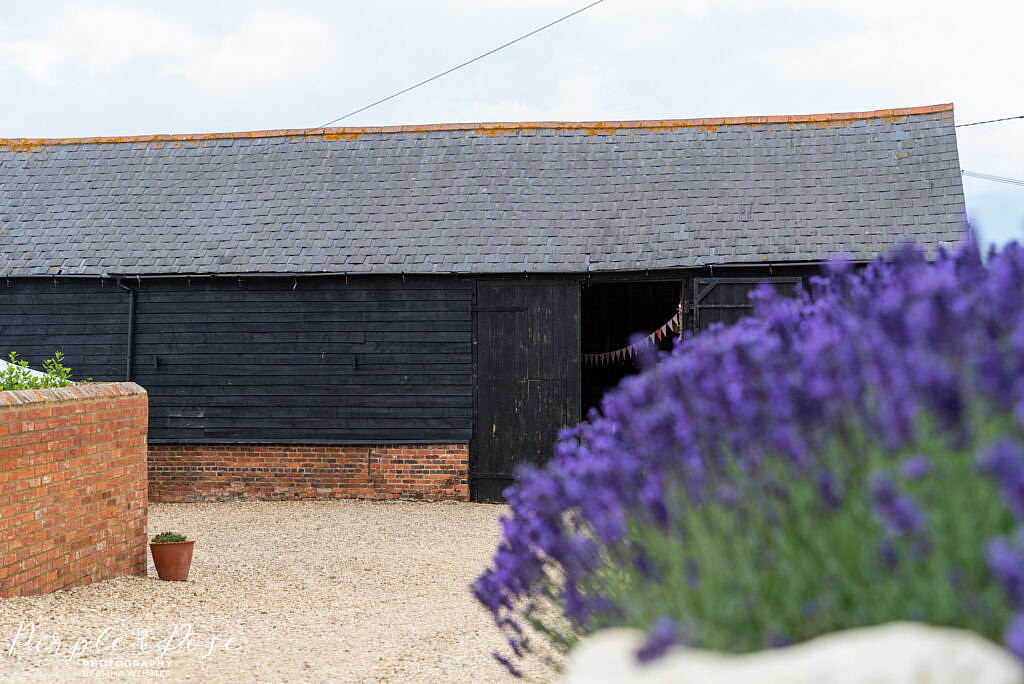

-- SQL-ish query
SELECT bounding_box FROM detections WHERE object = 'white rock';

[562,622,1024,684]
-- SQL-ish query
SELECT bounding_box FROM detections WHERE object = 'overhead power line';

[313,0,607,129]
[956,114,1024,128]
[962,170,1024,187]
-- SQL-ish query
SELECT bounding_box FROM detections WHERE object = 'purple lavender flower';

[817,470,843,510]
[764,630,793,648]
[633,545,654,579]
[685,558,700,589]
[1005,613,1024,661]
[978,439,1024,520]
[910,536,934,560]
[635,617,681,663]
[878,540,900,570]
[492,652,522,679]
[900,455,932,481]
[985,534,1024,606]
[714,484,742,507]
[563,582,592,627]
[871,471,928,536]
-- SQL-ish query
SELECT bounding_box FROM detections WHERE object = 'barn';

[0,104,964,502]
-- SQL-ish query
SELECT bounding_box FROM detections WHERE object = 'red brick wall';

[0,383,149,597]
[148,443,468,502]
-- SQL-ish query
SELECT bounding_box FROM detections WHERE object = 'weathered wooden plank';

[149,395,473,409]
[145,383,472,396]
[200,415,472,429]
[123,342,472,356]
[135,373,471,386]
[135,363,472,377]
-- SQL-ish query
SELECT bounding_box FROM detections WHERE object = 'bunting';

[582,305,684,367]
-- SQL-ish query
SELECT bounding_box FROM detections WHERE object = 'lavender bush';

[473,237,1024,675]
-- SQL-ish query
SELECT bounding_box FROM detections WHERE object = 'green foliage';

[151,532,187,543]
[0,351,81,390]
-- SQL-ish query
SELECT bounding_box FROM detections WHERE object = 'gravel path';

[0,501,552,683]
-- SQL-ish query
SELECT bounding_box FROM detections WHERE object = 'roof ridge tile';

[0,104,954,150]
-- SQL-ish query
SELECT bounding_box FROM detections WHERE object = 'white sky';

[1,0,1021,246]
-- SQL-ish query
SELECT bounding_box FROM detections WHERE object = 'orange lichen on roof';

[320,131,364,142]
[583,126,628,136]
[0,103,954,152]
[2,141,47,153]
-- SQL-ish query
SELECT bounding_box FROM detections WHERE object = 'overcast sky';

[1,0,1021,247]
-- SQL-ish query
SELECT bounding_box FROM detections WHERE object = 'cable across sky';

[313,0,607,129]
[153,1,608,194]
[962,170,1024,187]
[956,114,1024,128]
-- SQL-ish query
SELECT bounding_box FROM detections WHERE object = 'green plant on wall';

[1,351,81,390]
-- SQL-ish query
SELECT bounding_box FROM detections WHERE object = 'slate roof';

[0,104,965,276]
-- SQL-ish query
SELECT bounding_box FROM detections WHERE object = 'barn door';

[692,277,802,330]
[472,281,580,502]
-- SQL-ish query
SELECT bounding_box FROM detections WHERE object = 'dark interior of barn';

[580,280,681,415]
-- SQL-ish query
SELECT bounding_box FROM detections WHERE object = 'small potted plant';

[150,532,195,581]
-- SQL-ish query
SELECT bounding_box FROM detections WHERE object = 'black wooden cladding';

[1,276,473,443]
[472,280,580,502]
[0,279,127,381]
[2,266,821,500]
[691,276,804,330]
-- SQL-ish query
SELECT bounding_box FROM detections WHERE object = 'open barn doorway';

[580,281,682,416]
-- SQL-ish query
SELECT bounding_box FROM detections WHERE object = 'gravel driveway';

[0,501,552,683]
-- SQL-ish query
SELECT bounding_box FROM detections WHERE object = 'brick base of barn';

[147,444,469,502]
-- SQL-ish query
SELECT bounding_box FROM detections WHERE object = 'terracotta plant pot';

[150,540,195,581]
